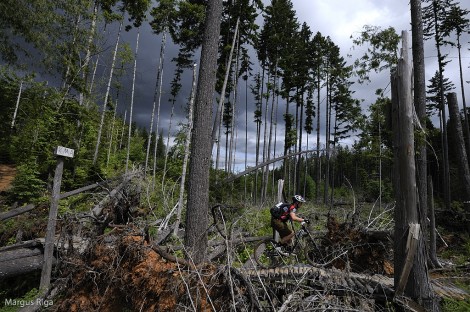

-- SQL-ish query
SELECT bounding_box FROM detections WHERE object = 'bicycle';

[253,221,333,269]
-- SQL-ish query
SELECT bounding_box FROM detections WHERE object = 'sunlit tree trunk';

[146,30,167,176]
[11,80,23,129]
[161,97,175,188]
[261,70,271,201]
[107,99,119,167]
[174,64,197,236]
[93,19,123,165]
[125,30,140,173]
[211,18,240,153]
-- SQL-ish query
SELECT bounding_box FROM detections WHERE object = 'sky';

[113,0,470,171]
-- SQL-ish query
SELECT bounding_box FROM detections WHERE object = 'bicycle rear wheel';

[254,239,282,269]
[305,236,332,267]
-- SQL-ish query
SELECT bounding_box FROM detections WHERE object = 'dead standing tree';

[391,31,439,311]
[447,92,470,200]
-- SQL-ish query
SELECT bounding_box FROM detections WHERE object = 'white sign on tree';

[54,146,74,158]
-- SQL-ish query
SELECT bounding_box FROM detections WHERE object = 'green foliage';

[441,237,470,265]
[10,159,45,203]
[351,25,400,83]
[442,298,470,312]
[361,178,393,203]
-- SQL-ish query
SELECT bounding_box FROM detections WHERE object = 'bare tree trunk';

[457,35,470,155]
[324,71,330,204]
[255,68,265,204]
[152,35,167,184]
[211,18,240,153]
[431,1,451,210]
[126,30,140,173]
[244,66,248,201]
[261,71,271,200]
[79,0,98,106]
[119,109,127,150]
[145,30,167,176]
[161,98,175,187]
[229,38,240,175]
[11,80,23,129]
[447,92,470,199]
[40,157,64,291]
[315,73,321,202]
[173,64,197,236]
[93,19,123,165]
[391,31,438,312]
[411,0,429,266]
[271,81,280,198]
[428,175,441,267]
[185,0,223,264]
[106,99,119,167]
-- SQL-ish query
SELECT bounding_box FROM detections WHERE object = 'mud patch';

[0,164,16,192]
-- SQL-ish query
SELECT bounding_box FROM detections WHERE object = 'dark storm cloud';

[109,0,470,172]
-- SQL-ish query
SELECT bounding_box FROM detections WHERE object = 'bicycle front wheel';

[305,236,332,267]
[254,239,282,269]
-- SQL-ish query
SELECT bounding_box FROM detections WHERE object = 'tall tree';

[411,0,435,268]
[125,30,140,173]
[146,0,175,176]
[93,18,123,165]
[391,32,437,312]
[423,0,454,210]
[258,0,299,196]
[447,92,470,201]
[92,0,150,165]
[443,4,470,154]
[311,32,327,201]
[184,0,223,264]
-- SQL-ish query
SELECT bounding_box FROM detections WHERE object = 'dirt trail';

[0,164,16,192]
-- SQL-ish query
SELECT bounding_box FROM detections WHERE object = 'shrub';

[10,159,45,204]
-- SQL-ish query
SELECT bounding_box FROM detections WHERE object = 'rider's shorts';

[271,218,292,239]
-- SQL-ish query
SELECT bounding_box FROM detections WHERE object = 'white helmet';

[292,195,306,203]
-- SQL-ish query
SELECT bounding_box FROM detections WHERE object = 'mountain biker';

[271,195,309,253]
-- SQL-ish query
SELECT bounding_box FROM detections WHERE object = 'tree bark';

[0,204,35,221]
[410,0,429,261]
[184,0,223,264]
[145,29,167,176]
[391,31,437,311]
[447,92,470,200]
[0,249,47,279]
[40,157,64,290]
[456,35,470,157]
[10,80,23,129]
[428,175,441,268]
[152,32,167,183]
[126,30,140,173]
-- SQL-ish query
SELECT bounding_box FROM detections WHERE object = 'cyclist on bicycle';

[271,194,309,253]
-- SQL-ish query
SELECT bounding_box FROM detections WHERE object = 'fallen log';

[59,180,109,199]
[0,204,35,221]
[0,248,56,278]
[91,173,137,217]
[0,174,133,222]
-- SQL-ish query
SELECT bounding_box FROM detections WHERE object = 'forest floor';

[51,232,241,312]
[0,164,15,192]
[1,169,470,311]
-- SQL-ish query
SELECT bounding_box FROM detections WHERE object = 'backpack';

[270,202,289,219]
